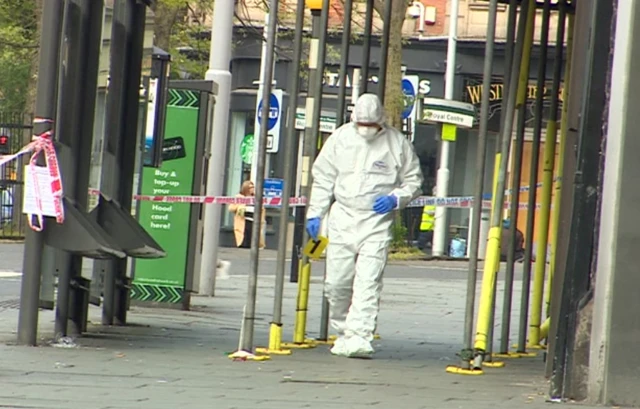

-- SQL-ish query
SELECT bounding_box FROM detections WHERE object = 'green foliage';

[390,213,409,250]
[154,0,214,79]
[0,0,38,112]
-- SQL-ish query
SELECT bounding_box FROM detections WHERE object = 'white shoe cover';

[343,336,374,359]
[330,337,348,356]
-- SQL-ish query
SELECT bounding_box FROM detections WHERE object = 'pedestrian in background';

[418,185,437,253]
[229,180,266,249]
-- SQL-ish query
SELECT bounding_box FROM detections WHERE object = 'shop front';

[458,72,566,254]
[218,30,449,249]
[218,29,564,251]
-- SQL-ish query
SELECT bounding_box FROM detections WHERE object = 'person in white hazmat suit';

[305,93,423,358]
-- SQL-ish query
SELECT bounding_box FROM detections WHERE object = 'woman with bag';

[229,180,266,249]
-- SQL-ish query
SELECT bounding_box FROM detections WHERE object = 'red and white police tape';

[0,118,64,231]
[87,189,540,210]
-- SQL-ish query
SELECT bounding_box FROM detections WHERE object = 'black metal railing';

[0,112,33,240]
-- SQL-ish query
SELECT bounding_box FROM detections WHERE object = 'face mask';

[356,126,379,141]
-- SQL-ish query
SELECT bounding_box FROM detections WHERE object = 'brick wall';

[229,1,565,45]
[410,0,448,36]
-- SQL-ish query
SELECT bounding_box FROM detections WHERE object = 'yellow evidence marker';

[303,236,329,260]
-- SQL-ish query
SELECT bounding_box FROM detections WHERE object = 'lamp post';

[198,0,234,296]
[432,0,461,257]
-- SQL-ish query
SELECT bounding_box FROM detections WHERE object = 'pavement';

[0,243,606,409]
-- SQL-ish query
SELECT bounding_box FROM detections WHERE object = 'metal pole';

[336,0,353,128]
[484,0,518,360]
[199,0,235,297]
[53,0,72,338]
[114,0,147,326]
[239,0,279,353]
[471,0,533,368]
[455,0,499,372]
[251,14,271,182]
[360,0,373,93]
[501,0,518,129]
[528,0,566,348]
[543,12,574,356]
[499,104,527,353]
[517,0,552,354]
[432,0,460,257]
[54,0,104,337]
[292,0,330,345]
[17,0,65,346]
[290,4,325,285]
[377,0,392,103]
[270,0,305,353]
[499,0,546,356]
[317,0,353,343]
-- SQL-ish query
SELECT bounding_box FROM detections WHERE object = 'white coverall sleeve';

[307,133,339,220]
[391,138,423,209]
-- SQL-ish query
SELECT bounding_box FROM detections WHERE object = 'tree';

[0,0,39,113]
[152,0,214,79]
[373,0,411,129]
[368,1,414,252]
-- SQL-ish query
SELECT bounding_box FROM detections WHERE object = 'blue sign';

[263,178,284,199]
[257,93,280,131]
[401,79,417,120]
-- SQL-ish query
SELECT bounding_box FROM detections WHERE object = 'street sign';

[419,98,476,128]
[263,178,284,198]
[401,77,418,120]
[402,75,419,142]
[295,109,337,133]
[255,89,283,153]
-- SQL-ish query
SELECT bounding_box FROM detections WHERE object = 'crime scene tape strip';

[504,176,561,196]
[0,118,64,231]
[88,189,541,210]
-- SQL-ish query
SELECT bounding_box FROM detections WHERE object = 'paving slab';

[0,243,601,409]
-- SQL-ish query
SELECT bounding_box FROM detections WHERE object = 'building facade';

[217,21,565,249]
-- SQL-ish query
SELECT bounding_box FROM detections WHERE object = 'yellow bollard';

[282,262,316,349]
[473,226,502,354]
[540,317,550,340]
[255,322,293,356]
[528,120,558,347]
[472,152,503,357]
[471,0,536,367]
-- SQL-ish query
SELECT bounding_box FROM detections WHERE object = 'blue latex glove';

[373,195,398,214]
[306,217,321,240]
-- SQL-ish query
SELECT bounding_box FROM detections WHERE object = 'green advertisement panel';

[132,89,200,304]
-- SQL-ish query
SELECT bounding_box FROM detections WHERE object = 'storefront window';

[223,110,255,228]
